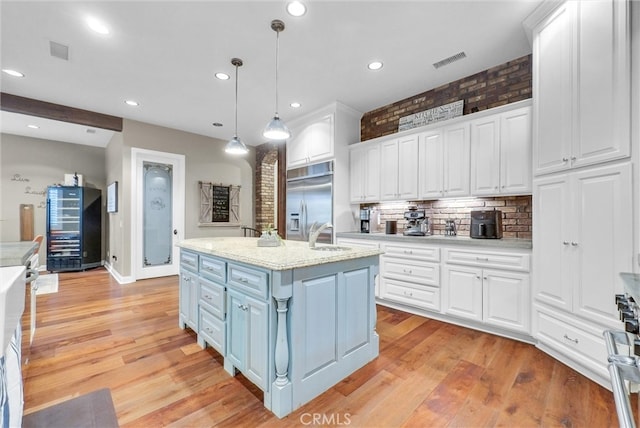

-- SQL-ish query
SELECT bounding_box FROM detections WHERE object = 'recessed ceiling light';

[2,69,24,77]
[287,1,307,17]
[368,61,383,71]
[290,102,301,108]
[86,17,109,35]
[215,72,230,80]
[125,100,139,106]
[212,122,223,127]
[27,124,39,129]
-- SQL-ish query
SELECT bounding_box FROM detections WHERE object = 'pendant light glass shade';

[263,115,290,141]
[225,58,248,155]
[263,19,291,141]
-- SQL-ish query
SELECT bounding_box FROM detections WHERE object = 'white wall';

[0,133,107,258]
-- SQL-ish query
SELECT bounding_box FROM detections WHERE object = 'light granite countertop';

[0,241,39,267]
[177,237,382,271]
[336,231,532,250]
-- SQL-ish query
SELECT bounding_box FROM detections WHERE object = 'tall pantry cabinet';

[525,0,632,388]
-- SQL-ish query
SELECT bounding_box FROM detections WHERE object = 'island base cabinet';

[225,288,269,391]
[289,265,379,408]
[178,269,198,331]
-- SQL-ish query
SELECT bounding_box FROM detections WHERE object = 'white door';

[470,115,500,195]
[500,106,532,194]
[418,130,443,198]
[132,148,185,280]
[443,123,471,197]
[379,138,399,200]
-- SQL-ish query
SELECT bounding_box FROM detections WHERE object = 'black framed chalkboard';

[198,181,241,226]
[211,185,230,222]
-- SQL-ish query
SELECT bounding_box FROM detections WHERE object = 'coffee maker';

[360,208,370,233]
[403,209,426,236]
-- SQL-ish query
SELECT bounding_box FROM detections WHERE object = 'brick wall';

[367,195,532,239]
[360,54,532,141]
[255,143,279,231]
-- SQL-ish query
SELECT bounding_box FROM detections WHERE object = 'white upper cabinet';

[379,135,419,201]
[287,113,334,168]
[531,0,630,175]
[418,123,470,199]
[349,142,380,203]
[471,105,532,196]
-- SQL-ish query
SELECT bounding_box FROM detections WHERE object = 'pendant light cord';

[274,29,280,117]
[234,62,239,137]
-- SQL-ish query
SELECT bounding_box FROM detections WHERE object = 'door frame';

[130,147,185,280]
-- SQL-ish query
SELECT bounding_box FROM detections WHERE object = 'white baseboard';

[104,262,135,284]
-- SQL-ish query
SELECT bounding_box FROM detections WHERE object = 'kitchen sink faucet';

[308,222,333,248]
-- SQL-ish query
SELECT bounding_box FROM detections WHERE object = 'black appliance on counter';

[360,208,370,233]
[46,186,102,272]
[470,210,503,239]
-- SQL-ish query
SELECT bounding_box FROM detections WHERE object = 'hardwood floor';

[23,268,619,427]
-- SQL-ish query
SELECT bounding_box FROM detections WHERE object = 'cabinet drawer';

[228,263,269,299]
[381,257,439,286]
[180,250,198,273]
[535,309,608,369]
[383,243,440,262]
[445,248,530,272]
[199,277,225,320]
[199,308,226,355]
[380,278,440,312]
[199,255,226,283]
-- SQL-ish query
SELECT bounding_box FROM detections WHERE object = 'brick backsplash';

[364,195,532,239]
[360,54,532,141]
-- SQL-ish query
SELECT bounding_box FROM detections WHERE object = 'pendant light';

[263,19,291,141]
[225,58,249,155]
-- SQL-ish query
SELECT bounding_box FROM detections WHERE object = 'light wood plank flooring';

[22,268,619,427]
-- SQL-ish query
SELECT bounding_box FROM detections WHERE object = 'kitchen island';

[177,237,381,418]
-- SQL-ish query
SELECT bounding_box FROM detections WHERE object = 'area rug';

[34,273,58,295]
[22,388,119,428]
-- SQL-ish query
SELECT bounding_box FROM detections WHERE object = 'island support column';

[270,270,293,418]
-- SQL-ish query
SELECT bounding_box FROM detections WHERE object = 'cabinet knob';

[562,157,569,162]
[563,241,569,245]
[476,275,481,280]
[571,156,576,161]
[571,242,578,246]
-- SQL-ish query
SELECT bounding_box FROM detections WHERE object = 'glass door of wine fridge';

[46,186,101,272]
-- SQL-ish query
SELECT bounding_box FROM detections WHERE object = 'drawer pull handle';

[237,303,248,311]
[184,277,191,282]
[404,250,413,255]
[204,295,211,300]
[476,257,489,262]
[403,269,412,274]
[237,277,249,283]
[403,291,413,297]
[563,334,579,344]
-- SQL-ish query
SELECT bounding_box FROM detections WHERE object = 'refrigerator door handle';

[301,201,306,241]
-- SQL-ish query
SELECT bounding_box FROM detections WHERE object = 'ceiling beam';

[0,92,123,132]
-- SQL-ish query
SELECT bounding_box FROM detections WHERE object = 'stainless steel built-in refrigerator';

[286,161,333,244]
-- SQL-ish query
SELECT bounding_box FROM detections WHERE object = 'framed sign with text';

[198,181,241,226]
[398,100,464,131]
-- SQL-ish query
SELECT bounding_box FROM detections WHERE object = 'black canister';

[385,220,397,234]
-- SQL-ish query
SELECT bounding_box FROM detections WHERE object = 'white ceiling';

[0,0,542,148]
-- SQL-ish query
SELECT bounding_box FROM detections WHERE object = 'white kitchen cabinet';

[349,142,380,203]
[379,135,419,200]
[530,0,630,176]
[533,162,633,325]
[443,248,530,334]
[287,113,334,168]
[471,105,532,196]
[419,123,470,198]
[379,242,441,312]
[532,162,633,387]
[226,286,269,391]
